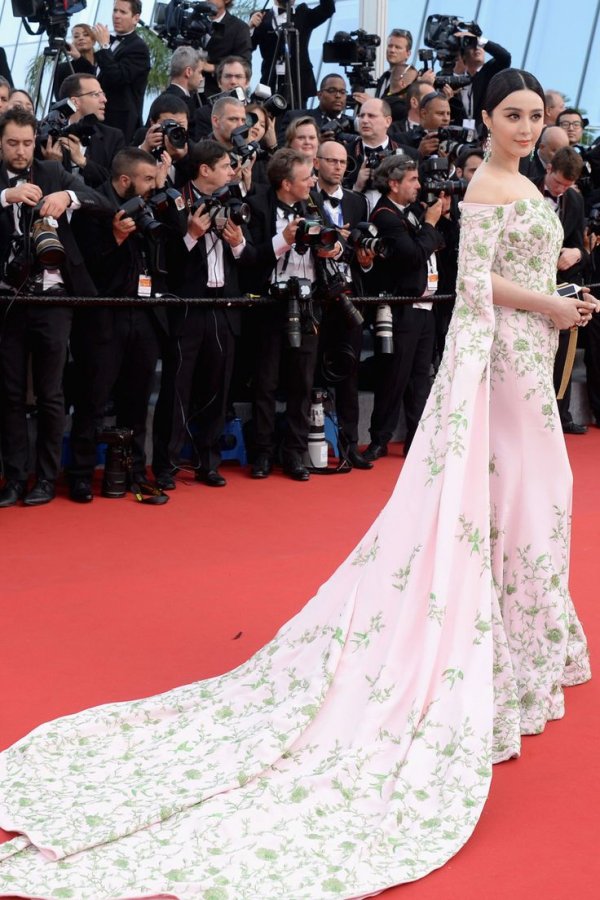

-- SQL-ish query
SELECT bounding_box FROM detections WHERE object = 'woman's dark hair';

[483,68,545,115]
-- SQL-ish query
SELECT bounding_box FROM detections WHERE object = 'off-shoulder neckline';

[460,197,542,209]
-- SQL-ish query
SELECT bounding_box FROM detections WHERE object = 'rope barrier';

[0,293,458,307]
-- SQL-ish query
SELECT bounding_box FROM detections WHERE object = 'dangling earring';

[529,147,535,161]
[483,133,492,163]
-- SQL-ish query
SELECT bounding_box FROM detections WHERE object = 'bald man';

[521,124,569,181]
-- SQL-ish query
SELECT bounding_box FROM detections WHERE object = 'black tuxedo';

[162,83,202,121]
[204,12,252,98]
[343,136,404,189]
[0,160,110,484]
[252,0,336,104]
[368,196,445,450]
[95,31,150,142]
[152,187,254,476]
[69,122,126,187]
[53,56,97,100]
[69,180,169,480]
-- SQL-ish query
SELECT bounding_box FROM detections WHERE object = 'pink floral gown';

[0,199,590,899]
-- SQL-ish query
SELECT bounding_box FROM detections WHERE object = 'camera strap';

[130,480,170,505]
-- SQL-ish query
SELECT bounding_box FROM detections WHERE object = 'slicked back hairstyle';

[169,46,203,78]
[483,68,545,115]
[58,72,97,100]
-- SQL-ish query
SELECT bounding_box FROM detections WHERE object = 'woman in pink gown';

[0,70,595,900]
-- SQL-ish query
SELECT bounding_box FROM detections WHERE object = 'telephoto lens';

[31,217,65,267]
[98,427,134,498]
[286,296,302,348]
[308,389,328,468]
[375,303,394,354]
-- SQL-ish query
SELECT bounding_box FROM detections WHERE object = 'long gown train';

[0,199,591,899]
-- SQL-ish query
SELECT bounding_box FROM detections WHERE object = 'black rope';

[0,293,458,307]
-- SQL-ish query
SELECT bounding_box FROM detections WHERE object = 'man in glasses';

[277,74,353,142]
[41,73,125,188]
[556,109,588,152]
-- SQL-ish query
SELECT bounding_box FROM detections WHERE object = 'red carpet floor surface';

[1,436,599,900]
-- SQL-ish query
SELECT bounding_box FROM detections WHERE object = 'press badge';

[462,118,476,131]
[138,274,152,297]
[427,256,438,294]
[276,62,286,76]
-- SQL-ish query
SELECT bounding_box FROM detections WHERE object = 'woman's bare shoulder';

[463,168,541,206]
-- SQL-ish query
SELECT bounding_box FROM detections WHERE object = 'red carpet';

[1,436,599,899]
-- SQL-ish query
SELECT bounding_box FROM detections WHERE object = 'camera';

[97,426,133,499]
[364,147,406,190]
[270,276,313,348]
[346,221,388,259]
[229,121,264,167]
[419,14,480,84]
[12,0,86,47]
[251,84,288,117]
[322,29,381,92]
[374,301,394,354]
[209,86,248,106]
[150,119,188,159]
[588,203,600,236]
[190,185,251,231]
[420,157,468,204]
[121,188,188,239]
[3,204,66,290]
[151,0,216,50]
[437,125,478,159]
[294,220,339,255]
[37,99,97,148]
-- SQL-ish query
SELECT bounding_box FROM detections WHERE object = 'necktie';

[321,191,341,208]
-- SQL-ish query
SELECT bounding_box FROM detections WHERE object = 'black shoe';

[155,471,176,490]
[344,445,374,470]
[562,422,587,435]
[251,453,272,479]
[283,458,310,481]
[0,480,26,508]
[363,442,388,462]
[23,479,55,506]
[196,468,227,487]
[69,478,93,503]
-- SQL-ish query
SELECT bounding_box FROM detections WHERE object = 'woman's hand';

[548,291,599,330]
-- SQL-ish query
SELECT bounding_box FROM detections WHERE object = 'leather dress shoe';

[344,445,373,470]
[196,468,227,487]
[155,471,176,490]
[0,480,26,508]
[251,454,272,479]
[562,422,588,435]
[362,442,388,462]
[23,479,55,506]
[69,478,93,503]
[283,458,310,481]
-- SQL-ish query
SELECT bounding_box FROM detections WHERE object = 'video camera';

[322,29,381,92]
[420,157,468,204]
[151,0,216,50]
[37,98,98,148]
[11,0,86,47]
[190,185,251,231]
[420,13,481,82]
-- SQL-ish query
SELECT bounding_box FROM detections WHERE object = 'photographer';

[244,148,340,481]
[277,74,353,143]
[354,28,424,111]
[250,0,336,106]
[0,108,111,508]
[39,73,126,188]
[192,55,252,140]
[91,0,151,142]
[68,148,174,502]
[453,31,511,129]
[136,94,194,190]
[202,0,252,99]
[208,96,247,150]
[363,155,445,461]
[389,79,432,144]
[313,140,374,469]
[345,98,402,208]
[152,140,253,490]
[161,45,205,125]
[53,23,98,101]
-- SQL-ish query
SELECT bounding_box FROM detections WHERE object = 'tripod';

[265,1,303,110]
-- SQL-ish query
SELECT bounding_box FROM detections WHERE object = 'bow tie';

[8,171,30,187]
[277,200,304,216]
[544,189,558,201]
[321,190,341,208]
[109,34,120,44]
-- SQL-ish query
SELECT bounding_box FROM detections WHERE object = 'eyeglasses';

[317,157,347,166]
[76,90,106,99]
[559,120,582,129]
[321,88,347,95]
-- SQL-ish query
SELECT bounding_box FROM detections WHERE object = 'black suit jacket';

[162,83,203,136]
[533,179,588,283]
[369,196,445,298]
[75,123,126,187]
[0,47,13,86]
[95,31,150,142]
[451,41,511,127]
[252,0,336,102]
[204,12,252,98]
[53,56,97,100]
[0,160,112,296]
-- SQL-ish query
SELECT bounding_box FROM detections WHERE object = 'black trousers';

[152,306,234,475]
[253,321,319,459]
[369,306,435,450]
[317,305,364,446]
[585,312,600,423]
[69,308,161,479]
[0,304,72,482]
